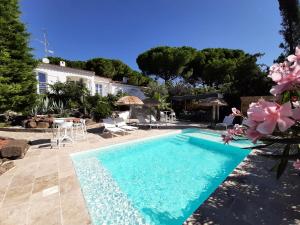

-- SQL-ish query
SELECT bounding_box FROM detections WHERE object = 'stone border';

[0,123,100,133]
[0,127,52,133]
[0,124,208,133]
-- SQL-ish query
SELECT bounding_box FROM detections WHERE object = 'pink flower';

[268,48,300,95]
[246,127,263,143]
[247,100,272,122]
[234,126,244,135]
[231,107,242,117]
[227,129,235,135]
[221,126,246,144]
[269,62,290,82]
[222,134,233,144]
[270,71,300,96]
[245,100,295,142]
[287,46,300,64]
[293,159,300,170]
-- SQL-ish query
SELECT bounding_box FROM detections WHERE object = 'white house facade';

[35,62,146,99]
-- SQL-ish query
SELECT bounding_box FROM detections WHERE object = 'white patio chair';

[73,119,87,140]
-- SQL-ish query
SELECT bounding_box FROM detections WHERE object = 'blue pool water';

[72,129,251,225]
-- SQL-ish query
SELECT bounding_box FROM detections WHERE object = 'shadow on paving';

[184,149,300,225]
[29,139,51,145]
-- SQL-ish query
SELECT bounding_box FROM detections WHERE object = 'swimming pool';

[72,129,252,225]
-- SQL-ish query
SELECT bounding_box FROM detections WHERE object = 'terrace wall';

[240,96,276,115]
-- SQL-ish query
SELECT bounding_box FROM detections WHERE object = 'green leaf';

[276,159,288,179]
[282,91,291,103]
[270,161,280,172]
[276,145,290,179]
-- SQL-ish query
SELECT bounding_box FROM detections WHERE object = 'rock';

[0,140,29,159]
[85,118,94,125]
[37,121,50,128]
[27,121,37,128]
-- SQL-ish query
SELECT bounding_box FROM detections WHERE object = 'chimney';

[42,58,50,64]
[60,61,66,67]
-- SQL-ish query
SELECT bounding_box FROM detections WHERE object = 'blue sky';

[20,0,282,70]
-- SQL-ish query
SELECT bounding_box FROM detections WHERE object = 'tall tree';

[111,59,132,81]
[183,48,246,87]
[137,46,197,82]
[47,56,150,86]
[85,58,115,78]
[182,51,206,87]
[278,0,300,55]
[47,56,85,70]
[222,54,272,107]
[0,0,38,113]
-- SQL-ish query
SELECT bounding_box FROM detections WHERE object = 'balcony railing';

[39,82,47,94]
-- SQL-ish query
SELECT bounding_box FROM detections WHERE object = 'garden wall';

[240,96,276,115]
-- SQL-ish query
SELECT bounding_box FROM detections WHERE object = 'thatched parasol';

[197,98,227,122]
[116,96,144,122]
[197,98,227,107]
[116,96,144,106]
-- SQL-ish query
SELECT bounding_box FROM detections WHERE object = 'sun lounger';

[102,118,127,137]
[115,118,138,131]
[148,115,165,126]
[216,115,235,129]
[136,115,159,128]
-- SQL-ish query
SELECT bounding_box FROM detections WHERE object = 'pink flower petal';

[243,118,257,127]
[248,108,266,121]
[246,128,263,143]
[287,55,297,62]
[269,72,282,82]
[279,102,293,117]
[277,117,295,132]
[256,119,277,135]
[292,108,300,120]
[293,159,300,170]
[295,46,300,56]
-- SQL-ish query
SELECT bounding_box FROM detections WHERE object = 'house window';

[95,83,102,96]
[38,72,47,94]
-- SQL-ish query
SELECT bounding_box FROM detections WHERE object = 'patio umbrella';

[116,96,144,106]
[197,98,227,122]
[116,96,144,122]
[143,98,160,123]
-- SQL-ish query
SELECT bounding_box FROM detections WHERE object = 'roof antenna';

[36,29,54,57]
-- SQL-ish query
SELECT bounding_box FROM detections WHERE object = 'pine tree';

[0,0,37,113]
[278,0,300,55]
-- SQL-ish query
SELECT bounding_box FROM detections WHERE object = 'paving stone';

[28,192,61,225]
[2,184,32,207]
[0,203,29,225]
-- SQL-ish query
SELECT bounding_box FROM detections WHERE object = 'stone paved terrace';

[0,127,299,225]
[185,148,300,225]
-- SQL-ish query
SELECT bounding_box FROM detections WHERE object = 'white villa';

[35,61,146,99]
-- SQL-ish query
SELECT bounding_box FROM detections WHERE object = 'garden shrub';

[92,102,112,122]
